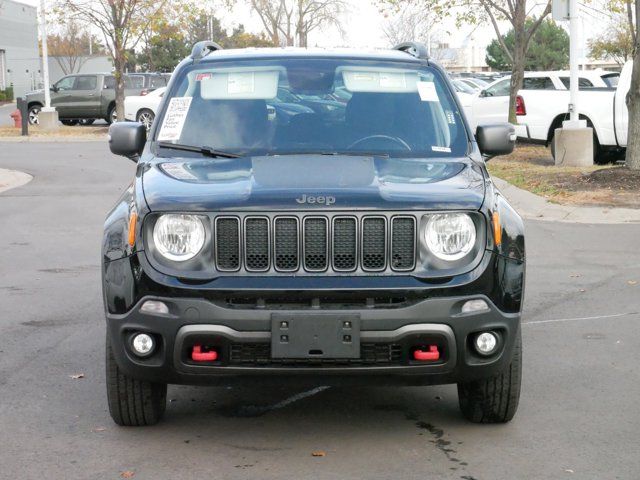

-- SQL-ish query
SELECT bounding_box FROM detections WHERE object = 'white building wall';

[47,55,114,83]
[0,0,41,97]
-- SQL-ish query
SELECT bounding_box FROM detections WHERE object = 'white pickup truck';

[470,66,628,163]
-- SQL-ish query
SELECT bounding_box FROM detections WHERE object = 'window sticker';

[432,146,451,153]
[228,72,255,94]
[195,72,212,82]
[417,81,439,102]
[157,97,192,141]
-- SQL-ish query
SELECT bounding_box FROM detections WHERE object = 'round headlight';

[153,214,205,261]
[425,213,476,261]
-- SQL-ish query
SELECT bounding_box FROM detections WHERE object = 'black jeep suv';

[104,41,524,426]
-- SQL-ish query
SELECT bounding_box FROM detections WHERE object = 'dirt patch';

[488,144,640,209]
[0,125,108,138]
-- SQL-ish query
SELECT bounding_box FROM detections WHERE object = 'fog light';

[131,333,155,357]
[474,332,498,356]
[140,300,169,315]
[461,299,489,314]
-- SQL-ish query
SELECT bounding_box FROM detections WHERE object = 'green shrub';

[0,92,6,102]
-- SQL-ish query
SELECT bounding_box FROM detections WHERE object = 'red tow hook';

[191,345,218,362]
[413,345,440,361]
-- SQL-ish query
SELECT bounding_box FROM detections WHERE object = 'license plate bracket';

[271,314,360,359]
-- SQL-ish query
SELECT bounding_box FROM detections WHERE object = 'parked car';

[25,73,145,125]
[104,41,524,426]
[452,79,479,94]
[128,73,169,91]
[124,87,166,130]
[458,77,489,91]
[470,65,630,162]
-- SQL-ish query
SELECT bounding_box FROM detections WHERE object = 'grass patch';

[487,144,640,209]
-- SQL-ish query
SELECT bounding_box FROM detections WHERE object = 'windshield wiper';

[157,142,243,159]
[266,150,389,158]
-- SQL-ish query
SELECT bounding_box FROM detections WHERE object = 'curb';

[0,168,33,194]
[492,177,640,224]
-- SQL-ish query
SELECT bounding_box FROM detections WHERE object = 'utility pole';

[38,0,58,129]
[567,0,580,124]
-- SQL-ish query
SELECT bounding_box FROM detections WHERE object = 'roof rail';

[393,42,429,61]
[191,41,223,62]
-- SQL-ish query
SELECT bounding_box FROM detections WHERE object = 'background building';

[0,0,41,97]
[47,55,113,83]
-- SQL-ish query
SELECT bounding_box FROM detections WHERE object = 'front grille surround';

[209,212,422,275]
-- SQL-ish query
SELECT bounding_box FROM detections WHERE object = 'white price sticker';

[417,81,439,102]
[157,97,192,141]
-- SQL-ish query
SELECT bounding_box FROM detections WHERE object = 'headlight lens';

[153,214,205,261]
[425,213,476,261]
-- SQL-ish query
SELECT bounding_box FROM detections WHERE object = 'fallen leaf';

[91,427,106,432]
[565,469,574,474]
[69,373,85,379]
[120,471,135,479]
[628,280,637,286]
[311,451,326,457]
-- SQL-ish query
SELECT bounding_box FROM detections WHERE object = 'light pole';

[552,0,592,165]
[38,0,58,129]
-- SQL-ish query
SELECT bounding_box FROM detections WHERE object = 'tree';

[135,10,277,72]
[47,20,105,75]
[619,0,640,170]
[381,1,436,47]
[485,18,568,71]
[58,0,168,121]
[379,0,552,124]
[249,0,346,47]
[588,15,634,66]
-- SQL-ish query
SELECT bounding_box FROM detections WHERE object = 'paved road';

[1,142,639,480]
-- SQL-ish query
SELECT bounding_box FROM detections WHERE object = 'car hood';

[141,154,486,212]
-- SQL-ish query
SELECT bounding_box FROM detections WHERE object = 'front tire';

[457,329,522,423]
[106,333,167,426]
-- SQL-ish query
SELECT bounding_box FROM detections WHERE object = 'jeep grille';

[213,213,416,274]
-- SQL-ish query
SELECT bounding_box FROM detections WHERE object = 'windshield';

[154,57,469,158]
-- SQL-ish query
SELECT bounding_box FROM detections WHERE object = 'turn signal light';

[492,212,502,247]
[128,211,137,247]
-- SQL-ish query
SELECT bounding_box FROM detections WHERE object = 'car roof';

[198,47,424,64]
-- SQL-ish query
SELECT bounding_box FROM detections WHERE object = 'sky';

[18,0,614,61]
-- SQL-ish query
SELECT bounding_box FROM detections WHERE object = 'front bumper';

[106,292,520,387]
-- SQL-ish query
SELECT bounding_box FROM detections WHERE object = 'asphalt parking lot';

[1,141,639,480]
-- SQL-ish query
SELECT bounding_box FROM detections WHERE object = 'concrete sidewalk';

[0,167,33,194]
[0,102,17,127]
[493,177,640,224]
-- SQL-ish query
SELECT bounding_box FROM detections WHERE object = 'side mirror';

[50,85,58,93]
[108,122,146,161]
[476,123,516,159]
[479,89,487,97]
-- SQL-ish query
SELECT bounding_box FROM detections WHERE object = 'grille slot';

[215,217,240,271]
[274,217,299,271]
[303,217,328,271]
[362,217,387,271]
[228,343,403,366]
[391,217,416,271]
[244,217,270,271]
[333,217,357,271]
